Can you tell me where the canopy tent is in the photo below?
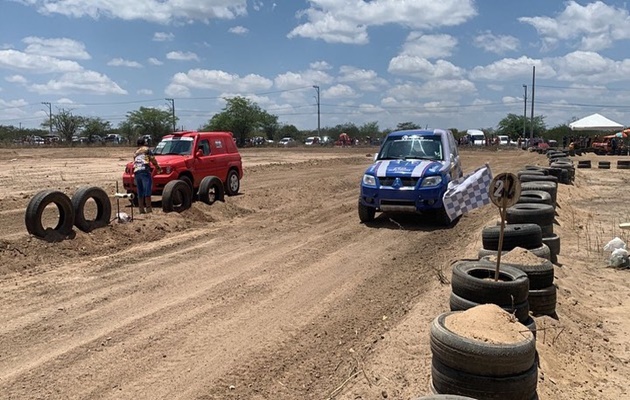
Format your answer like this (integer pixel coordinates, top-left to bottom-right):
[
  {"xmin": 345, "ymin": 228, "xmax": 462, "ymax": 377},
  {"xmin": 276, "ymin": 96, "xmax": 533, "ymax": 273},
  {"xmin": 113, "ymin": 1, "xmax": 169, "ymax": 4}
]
[{"xmin": 569, "ymin": 113, "xmax": 624, "ymax": 131}]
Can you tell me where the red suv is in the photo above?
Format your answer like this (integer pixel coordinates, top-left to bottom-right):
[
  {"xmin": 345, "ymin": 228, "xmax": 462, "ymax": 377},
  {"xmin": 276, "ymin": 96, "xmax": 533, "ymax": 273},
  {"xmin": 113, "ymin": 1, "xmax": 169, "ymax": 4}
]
[{"xmin": 123, "ymin": 131, "xmax": 243, "ymax": 198}]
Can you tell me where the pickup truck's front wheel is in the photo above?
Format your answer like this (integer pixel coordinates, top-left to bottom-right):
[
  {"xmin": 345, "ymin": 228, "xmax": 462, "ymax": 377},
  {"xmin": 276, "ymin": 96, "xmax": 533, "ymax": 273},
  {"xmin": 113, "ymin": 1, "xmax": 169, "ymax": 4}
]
[
  {"xmin": 226, "ymin": 170, "xmax": 240, "ymax": 196},
  {"xmin": 358, "ymin": 202, "xmax": 376, "ymax": 223}
]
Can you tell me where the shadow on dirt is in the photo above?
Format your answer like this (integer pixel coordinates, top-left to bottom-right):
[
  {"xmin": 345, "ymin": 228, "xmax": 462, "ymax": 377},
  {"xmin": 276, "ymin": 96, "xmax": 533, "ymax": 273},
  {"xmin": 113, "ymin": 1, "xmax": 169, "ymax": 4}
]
[{"xmin": 362, "ymin": 212, "xmax": 461, "ymax": 232}]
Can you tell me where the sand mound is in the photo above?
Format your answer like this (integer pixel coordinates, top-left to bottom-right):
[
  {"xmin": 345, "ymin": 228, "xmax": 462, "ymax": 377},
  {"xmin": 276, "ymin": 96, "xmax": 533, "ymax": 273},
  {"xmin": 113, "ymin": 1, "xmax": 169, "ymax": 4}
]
[{"xmin": 444, "ymin": 304, "xmax": 531, "ymax": 344}]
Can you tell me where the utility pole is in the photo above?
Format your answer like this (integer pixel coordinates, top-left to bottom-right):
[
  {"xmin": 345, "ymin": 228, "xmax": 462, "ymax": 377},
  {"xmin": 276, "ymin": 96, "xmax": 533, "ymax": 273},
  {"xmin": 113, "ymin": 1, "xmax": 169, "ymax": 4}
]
[
  {"xmin": 312, "ymin": 85, "xmax": 320, "ymax": 137},
  {"xmin": 165, "ymin": 98, "xmax": 176, "ymax": 132},
  {"xmin": 522, "ymin": 85, "xmax": 527, "ymax": 139},
  {"xmin": 41, "ymin": 101, "xmax": 52, "ymax": 135},
  {"xmin": 530, "ymin": 66, "xmax": 536, "ymax": 139}
]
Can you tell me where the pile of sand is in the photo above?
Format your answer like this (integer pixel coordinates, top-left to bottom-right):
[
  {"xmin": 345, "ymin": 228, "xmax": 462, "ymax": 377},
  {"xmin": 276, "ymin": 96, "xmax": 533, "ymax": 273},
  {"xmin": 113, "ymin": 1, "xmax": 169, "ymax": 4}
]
[
  {"xmin": 444, "ymin": 304, "xmax": 532, "ymax": 344},
  {"xmin": 488, "ymin": 247, "xmax": 543, "ymax": 266}
]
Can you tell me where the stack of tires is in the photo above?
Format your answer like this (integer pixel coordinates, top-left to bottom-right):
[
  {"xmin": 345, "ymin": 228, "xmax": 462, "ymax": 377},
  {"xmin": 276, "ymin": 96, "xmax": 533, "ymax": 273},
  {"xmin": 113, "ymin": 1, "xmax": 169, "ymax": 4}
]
[
  {"xmin": 429, "ymin": 309, "xmax": 538, "ymax": 399},
  {"xmin": 478, "ymin": 223, "xmax": 549, "ymax": 261},
  {"xmin": 577, "ymin": 160, "xmax": 591, "ymax": 169},
  {"xmin": 618, "ymin": 160, "xmax": 630, "ymax": 170},
  {"xmin": 449, "ymin": 260, "xmax": 535, "ymax": 332},
  {"xmin": 482, "ymin": 255, "xmax": 557, "ymax": 317},
  {"xmin": 599, "ymin": 160, "xmax": 611, "ymax": 170}
]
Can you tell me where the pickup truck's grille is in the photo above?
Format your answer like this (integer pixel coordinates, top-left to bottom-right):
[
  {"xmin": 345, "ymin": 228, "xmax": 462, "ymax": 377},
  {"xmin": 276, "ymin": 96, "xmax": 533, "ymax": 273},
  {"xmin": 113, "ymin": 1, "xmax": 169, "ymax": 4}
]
[{"xmin": 379, "ymin": 177, "xmax": 419, "ymax": 187}]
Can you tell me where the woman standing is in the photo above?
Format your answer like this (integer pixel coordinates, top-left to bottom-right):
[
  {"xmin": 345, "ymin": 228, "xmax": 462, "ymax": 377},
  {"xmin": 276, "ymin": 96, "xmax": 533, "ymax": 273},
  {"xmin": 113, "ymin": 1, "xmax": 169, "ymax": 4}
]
[{"xmin": 133, "ymin": 137, "xmax": 161, "ymax": 213}]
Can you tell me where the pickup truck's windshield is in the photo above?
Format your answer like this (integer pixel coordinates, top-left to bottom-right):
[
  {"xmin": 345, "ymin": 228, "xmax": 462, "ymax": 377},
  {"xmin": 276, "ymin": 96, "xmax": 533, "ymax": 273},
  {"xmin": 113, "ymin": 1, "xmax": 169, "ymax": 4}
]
[
  {"xmin": 154, "ymin": 137, "xmax": 194, "ymax": 155},
  {"xmin": 378, "ymin": 136, "xmax": 443, "ymax": 161}
]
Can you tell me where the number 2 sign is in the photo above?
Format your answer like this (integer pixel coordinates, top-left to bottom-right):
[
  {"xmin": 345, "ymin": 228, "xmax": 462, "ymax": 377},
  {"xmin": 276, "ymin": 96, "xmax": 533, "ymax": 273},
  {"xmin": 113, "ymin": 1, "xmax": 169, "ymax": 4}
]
[{"xmin": 489, "ymin": 172, "xmax": 521, "ymax": 209}]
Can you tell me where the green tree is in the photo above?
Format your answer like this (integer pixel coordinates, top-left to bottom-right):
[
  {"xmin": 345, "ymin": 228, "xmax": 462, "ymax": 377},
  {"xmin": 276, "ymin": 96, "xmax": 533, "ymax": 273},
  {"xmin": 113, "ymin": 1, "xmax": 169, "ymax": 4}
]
[
  {"xmin": 46, "ymin": 109, "xmax": 84, "ymax": 143},
  {"xmin": 396, "ymin": 122, "xmax": 421, "ymax": 131},
  {"xmin": 359, "ymin": 121, "xmax": 380, "ymax": 142},
  {"xmin": 126, "ymin": 106, "xmax": 174, "ymax": 144},
  {"xmin": 117, "ymin": 120, "xmax": 135, "ymax": 144},
  {"xmin": 545, "ymin": 124, "xmax": 573, "ymax": 143},
  {"xmin": 278, "ymin": 124, "xmax": 300, "ymax": 141},
  {"xmin": 259, "ymin": 111, "xmax": 279, "ymax": 141},
  {"xmin": 496, "ymin": 113, "xmax": 546, "ymax": 139},
  {"xmin": 83, "ymin": 117, "xmax": 112, "ymax": 143},
  {"xmin": 203, "ymin": 96, "xmax": 270, "ymax": 146}
]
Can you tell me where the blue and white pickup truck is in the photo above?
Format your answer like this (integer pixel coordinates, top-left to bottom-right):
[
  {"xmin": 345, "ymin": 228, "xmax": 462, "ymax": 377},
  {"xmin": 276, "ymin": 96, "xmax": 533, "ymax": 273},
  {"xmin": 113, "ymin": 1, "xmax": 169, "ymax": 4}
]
[{"xmin": 358, "ymin": 129, "xmax": 463, "ymax": 224}]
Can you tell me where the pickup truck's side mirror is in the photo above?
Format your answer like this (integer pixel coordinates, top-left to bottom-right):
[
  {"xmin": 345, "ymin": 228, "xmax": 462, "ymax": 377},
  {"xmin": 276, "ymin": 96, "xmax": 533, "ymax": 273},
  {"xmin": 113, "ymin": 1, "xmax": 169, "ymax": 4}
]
[{"xmin": 373, "ymin": 153, "xmax": 378, "ymax": 161}]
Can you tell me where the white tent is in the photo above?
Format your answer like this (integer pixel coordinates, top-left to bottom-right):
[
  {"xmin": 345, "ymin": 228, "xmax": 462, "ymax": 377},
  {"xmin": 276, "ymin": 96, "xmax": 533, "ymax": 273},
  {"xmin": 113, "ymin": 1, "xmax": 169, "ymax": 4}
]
[{"xmin": 569, "ymin": 113, "xmax": 624, "ymax": 131}]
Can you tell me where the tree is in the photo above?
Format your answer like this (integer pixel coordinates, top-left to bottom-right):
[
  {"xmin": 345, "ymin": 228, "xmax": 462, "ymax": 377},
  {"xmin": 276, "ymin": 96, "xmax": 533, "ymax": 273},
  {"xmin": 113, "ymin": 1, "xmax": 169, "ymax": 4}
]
[
  {"xmin": 396, "ymin": 122, "xmax": 421, "ymax": 131},
  {"xmin": 259, "ymin": 111, "xmax": 279, "ymax": 141},
  {"xmin": 46, "ymin": 109, "xmax": 84, "ymax": 143},
  {"xmin": 496, "ymin": 113, "xmax": 546, "ymax": 139},
  {"xmin": 359, "ymin": 121, "xmax": 380, "ymax": 142},
  {"xmin": 203, "ymin": 96, "xmax": 270, "ymax": 146},
  {"xmin": 125, "ymin": 107, "xmax": 174, "ymax": 144},
  {"xmin": 278, "ymin": 124, "xmax": 300, "ymax": 140},
  {"xmin": 117, "ymin": 120, "xmax": 135, "ymax": 144},
  {"xmin": 83, "ymin": 117, "xmax": 112, "ymax": 143}
]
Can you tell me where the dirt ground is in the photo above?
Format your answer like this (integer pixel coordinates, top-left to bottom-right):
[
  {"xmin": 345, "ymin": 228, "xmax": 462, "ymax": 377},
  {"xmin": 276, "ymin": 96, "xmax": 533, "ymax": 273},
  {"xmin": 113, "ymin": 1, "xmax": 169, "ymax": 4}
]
[{"xmin": 0, "ymin": 145, "xmax": 629, "ymax": 400}]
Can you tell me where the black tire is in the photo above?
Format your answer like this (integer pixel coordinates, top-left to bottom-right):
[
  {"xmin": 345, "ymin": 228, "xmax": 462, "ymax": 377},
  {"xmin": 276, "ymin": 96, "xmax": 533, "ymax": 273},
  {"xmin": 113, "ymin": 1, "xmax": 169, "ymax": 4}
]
[
  {"xmin": 524, "ymin": 165, "xmax": 547, "ymax": 173},
  {"xmin": 415, "ymin": 395, "xmax": 477, "ymax": 400},
  {"xmin": 517, "ymin": 170, "xmax": 545, "ymax": 178},
  {"xmin": 179, "ymin": 175, "xmax": 194, "ymax": 194},
  {"xmin": 618, "ymin": 160, "xmax": 630, "ymax": 166},
  {"xmin": 71, "ymin": 186, "xmax": 112, "ymax": 232},
  {"xmin": 481, "ymin": 223, "xmax": 542, "ymax": 251},
  {"xmin": 618, "ymin": 164, "xmax": 630, "ymax": 170},
  {"xmin": 523, "ymin": 316, "xmax": 537, "ymax": 338},
  {"xmin": 358, "ymin": 202, "xmax": 376, "ymax": 223},
  {"xmin": 519, "ymin": 174, "xmax": 558, "ymax": 184},
  {"xmin": 517, "ymin": 190, "xmax": 553, "ymax": 207},
  {"xmin": 198, "ymin": 176, "xmax": 224, "ymax": 205},
  {"xmin": 431, "ymin": 358, "xmax": 538, "ymax": 400},
  {"xmin": 451, "ymin": 261, "xmax": 529, "ymax": 305},
  {"xmin": 529, "ymin": 285, "xmax": 557, "ymax": 316},
  {"xmin": 480, "ymin": 255, "xmax": 554, "ymax": 290},
  {"xmin": 430, "ymin": 312, "xmax": 536, "ymax": 377},
  {"xmin": 449, "ymin": 292, "xmax": 530, "ymax": 323},
  {"xmin": 598, "ymin": 164, "xmax": 611, "ymax": 169},
  {"xmin": 162, "ymin": 179, "xmax": 192, "ymax": 213},
  {"xmin": 520, "ymin": 181, "xmax": 557, "ymax": 206},
  {"xmin": 25, "ymin": 189, "xmax": 74, "ymax": 240},
  {"xmin": 577, "ymin": 160, "xmax": 591, "ymax": 169},
  {"xmin": 542, "ymin": 233, "xmax": 560, "ymax": 257},
  {"xmin": 225, "ymin": 169, "xmax": 240, "ymax": 196},
  {"xmin": 506, "ymin": 203, "xmax": 555, "ymax": 226},
  {"xmin": 479, "ymin": 243, "xmax": 551, "ymax": 261}
]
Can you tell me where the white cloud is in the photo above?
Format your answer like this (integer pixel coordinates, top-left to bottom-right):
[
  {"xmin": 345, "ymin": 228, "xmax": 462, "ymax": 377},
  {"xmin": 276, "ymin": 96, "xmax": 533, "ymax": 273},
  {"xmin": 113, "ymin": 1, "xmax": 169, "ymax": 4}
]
[
  {"xmin": 473, "ymin": 31, "xmax": 519, "ymax": 54},
  {"xmin": 519, "ymin": 1, "xmax": 630, "ymax": 51},
  {"xmin": 487, "ymin": 84, "xmax": 504, "ymax": 91},
  {"xmin": 22, "ymin": 36, "xmax": 91, "ymax": 60},
  {"xmin": 337, "ymin": 66, "xmax": 387, "ymax": 91},
  {"xmin": 166, "ymin": 69, "xmax": 273, "ymax": 96},
  {"xmin": 164, "ymin": 83, "xmax": 191, "ymax": 97},
  {"xmin": 228, "ymin": 26, "xmax": 248, "ymax": 35},
  {"xmin": 153, "ymin": 32, "xmax": 174, "ymax": 41},
  {"xmin": 551, "ymin": 51, "xmax": 630, "ymax": 84},
  {"xmin": 24, "ymin": 0, "xmax": 248, "ymax": 24},
  {"xmin": 166, "ymin": 51, "xmax": 200, "ymax": 61},
  {"xmin": 107, "ymin": 58, "xmax": 143, "ymax": 68},
  {"xmin": 288, "ymin": 0, "xmax": 476, "ymax": 44},
  {"xmin": 310, "ymin": 61, "xmax": 332, "ymax": 70},
  {"xmin": 274, "ymin": 69, "xmax": 334, "ymax": 89},
  {"xmin": 388, "ymin": 57, "xmax": 464, "ymax": 80},
  {"xmin": 5, "ymin": 75, "xmax": 28, "ymax": 84},
  {"xmin": 148, "ymin": 57, "xmax": 164, "ymax": 66},
  {"xmin": 398, "ymin": 33, "xmax": 458, "ymax": 59},
  {"xmin": 137, "ymin": 89, "xmax": 154, "ymax": 95},
  {"xmin": 470, "ymin": 56, "xmax": 556, "ymax": 81},
  {"xmin": 323, "ymin": 84, "xmax": 358, "ymax": 99},
  {"xmin": 56, "ymin": 97, "xmax": 76, "ymax": 105},
  {"xmin": 0, "ymin": 49, "xmax": 83, "ymax": 73},
  {"xmin": 29, "ymin": 71, "xmax": 127, "ymax": 95}
]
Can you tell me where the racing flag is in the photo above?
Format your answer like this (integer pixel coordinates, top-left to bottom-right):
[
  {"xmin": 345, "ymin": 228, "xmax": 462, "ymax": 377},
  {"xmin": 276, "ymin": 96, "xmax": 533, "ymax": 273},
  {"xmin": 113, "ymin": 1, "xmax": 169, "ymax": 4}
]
[{"xmin": 442, "ymin": 164, "xmax": 493, "ymax": 221}]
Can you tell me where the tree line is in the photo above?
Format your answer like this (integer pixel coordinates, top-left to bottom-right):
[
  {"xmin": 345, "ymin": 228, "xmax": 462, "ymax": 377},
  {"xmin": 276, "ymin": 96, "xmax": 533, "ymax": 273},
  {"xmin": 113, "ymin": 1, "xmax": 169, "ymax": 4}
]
[{"xmin": 0, "ymin": 96, "xmax": 584, "ymax": 146}]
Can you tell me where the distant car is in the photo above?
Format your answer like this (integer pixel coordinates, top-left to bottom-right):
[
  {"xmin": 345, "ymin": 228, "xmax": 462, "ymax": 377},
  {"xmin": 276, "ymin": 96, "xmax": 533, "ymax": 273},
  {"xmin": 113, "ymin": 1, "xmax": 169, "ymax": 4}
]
[
  {"xmin": 467, "ymin": 129, "xmax": 486, "ymax": 146},
  {"xmin": 498, "ymin": 135, "xmax": 510, "ymax": 146},
  {"xmin": 278, "ymin": 137, "xmax": 294, "ymax": 146},
  {"xmin": 358, "ymin": 129, "xmax": 463, "ymax": 225},
  {"xmin": 304, "ymin": 136, "xmax": 321, "ymax": 145},
  {"xmin": 105, "ymin": 134, "xmax": 123, "ymax": 144}
]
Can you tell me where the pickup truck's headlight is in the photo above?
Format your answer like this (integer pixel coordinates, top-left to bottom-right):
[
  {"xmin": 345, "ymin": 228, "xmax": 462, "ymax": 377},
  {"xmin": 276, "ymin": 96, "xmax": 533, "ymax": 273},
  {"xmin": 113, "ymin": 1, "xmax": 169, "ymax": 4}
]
[
  {"xmin": 163, "ymin": 166, "xmax": 172, "ymax": 174},
  {"xmin": 421, "ymin": 175, "xmax": 442, "ymax": 187},
  {"xmin": 362, "ymin": 174, "xmax": 377, "ymax": 186}
]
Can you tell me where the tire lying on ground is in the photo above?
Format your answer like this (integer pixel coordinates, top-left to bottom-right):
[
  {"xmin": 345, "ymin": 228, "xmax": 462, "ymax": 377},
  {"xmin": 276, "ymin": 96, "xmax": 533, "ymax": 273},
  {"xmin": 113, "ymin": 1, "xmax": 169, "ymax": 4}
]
[
  {"xmin": 542, "ymin": 233, "xmax": 561, "ymax": 264},
  {"xmin": 599, "ymin": 161, "xmax": 611, "ymax": 169},
  {"xmin": 518, "ymin": 174, "xmax": 558, "ymax": 184},
  {"xmin": 481, "ymin": 223, "xmax": 542, "ymax": 251},
  {"xmin": 162, "ymin": 179, "xmax": 193, "ymax": 213},
  {"xmin": 25, "ymin": 189, "xmax": 75, "ymax": 241},
  {"xmin": 449, "ymin": 292, "xmax": 530, "ymax": 323},
  {"xmin": 506, "ymin": 203, "xmax": 555, "ymax": 227},
  {"xmin": 414, "ymin": 395, "xmax": 478, "ymax": 400},
  {"xmin": 617, "ymin": 160, "xmax": 630, "ymax": 169},
  {"xmin": 517, "ymin": 170, "xmax": 545, "ymax": 178},
  {"xmin": 198, "ymin": 175, "xmax": 225, "ymax": 205},
  {"xmin": 71, "ymin": 186, "xmax": 112, "ymax": 232},
  {"xmin": 479, "ymin": 243, "xmax": 551, "ymax": 261},
  {"xmin": 481, "ymin": 254, "xmax": 554, "ymax": 290},
  {"xmin": 577, "ymin": 160, "xmax": 592, "ymax": 169},
  {"xmin": 521, "ymin": 181, "xmax": 558, "ymax": 207},
  {"xmin": 528, "ymin": 285, "xmax": 557, "ymax": 316}
]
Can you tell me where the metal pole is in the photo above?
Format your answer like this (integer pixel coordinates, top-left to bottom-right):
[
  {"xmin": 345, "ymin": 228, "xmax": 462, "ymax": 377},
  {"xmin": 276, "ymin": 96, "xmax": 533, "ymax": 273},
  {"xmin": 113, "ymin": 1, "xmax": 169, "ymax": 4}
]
[
  {"xmin": 530, "ymin": 66, "xmax": 535, "ymax": 139},
  {"xmin": 312, "ymin": 85, "xmax": 320, "ymax": 137},
  {"xmin": 165, "ymin": 98, "xmax": 175, "ymax": 132},
  {"xmin": 41, "ymin": 102, "xmax": 52, "ymax": 135},
  {"xmin": 522, "ymin": 85, "xmax": 527, "ymax": 139}
]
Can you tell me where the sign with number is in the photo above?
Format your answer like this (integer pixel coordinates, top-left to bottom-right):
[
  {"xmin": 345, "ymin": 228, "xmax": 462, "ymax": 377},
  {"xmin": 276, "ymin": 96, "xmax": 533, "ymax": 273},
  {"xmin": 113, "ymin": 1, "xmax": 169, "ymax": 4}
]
[{"xmin": 489, "ymin": 173, "xmax": 521, "ymax": 208}]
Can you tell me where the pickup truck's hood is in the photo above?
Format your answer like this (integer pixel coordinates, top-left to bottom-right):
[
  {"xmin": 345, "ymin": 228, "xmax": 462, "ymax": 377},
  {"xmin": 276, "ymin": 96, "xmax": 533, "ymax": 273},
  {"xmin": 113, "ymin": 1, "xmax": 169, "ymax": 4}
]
[{"xmin": 366, "ymin": 159, "xmax": 446, "ymax": 177}]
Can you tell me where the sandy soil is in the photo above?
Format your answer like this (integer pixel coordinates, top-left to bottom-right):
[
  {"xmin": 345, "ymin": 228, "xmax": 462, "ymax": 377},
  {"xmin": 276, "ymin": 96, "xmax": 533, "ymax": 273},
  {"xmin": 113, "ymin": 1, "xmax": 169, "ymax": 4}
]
[{"xmin": 0, "ymin": 146, "xmax": 629, "ymax": 400}]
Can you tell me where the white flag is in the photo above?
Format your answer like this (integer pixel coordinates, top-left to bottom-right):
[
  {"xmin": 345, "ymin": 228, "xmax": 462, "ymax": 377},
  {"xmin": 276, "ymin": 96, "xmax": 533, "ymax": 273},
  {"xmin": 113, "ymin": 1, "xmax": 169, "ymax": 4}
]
[{"xmin": 442, "ymin": 164, "xmax": 493, "ymax": 221}]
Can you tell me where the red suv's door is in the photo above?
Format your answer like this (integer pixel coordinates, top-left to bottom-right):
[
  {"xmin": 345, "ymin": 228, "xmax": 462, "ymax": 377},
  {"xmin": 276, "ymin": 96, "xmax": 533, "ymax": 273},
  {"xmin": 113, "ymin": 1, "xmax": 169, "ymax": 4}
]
[{"xmin": 208, "ymin": 136, "xmax": 229, "ymax": 180}]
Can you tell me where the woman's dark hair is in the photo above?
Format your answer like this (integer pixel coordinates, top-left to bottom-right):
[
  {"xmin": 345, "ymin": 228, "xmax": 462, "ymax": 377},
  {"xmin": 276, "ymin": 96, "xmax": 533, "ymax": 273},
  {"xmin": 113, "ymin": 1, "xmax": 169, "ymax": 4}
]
[{"xmin": 137, "ymin": 137, "xmax": 146, "ymax": 146}]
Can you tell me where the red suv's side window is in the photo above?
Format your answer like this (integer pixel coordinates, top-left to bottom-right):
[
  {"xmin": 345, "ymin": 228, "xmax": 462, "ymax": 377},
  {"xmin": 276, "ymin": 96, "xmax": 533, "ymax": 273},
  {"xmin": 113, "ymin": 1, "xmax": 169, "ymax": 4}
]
[{"xmin": 198, "ymin": 139, "xmax": 210, "ymax": 156}]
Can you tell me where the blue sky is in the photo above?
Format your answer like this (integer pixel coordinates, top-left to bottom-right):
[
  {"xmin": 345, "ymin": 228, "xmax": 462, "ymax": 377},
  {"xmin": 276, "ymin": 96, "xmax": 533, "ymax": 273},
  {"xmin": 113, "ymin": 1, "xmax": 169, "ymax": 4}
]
[{"xmin": 1, "ymin": 0, "xmax": 630, "ymax": 132}]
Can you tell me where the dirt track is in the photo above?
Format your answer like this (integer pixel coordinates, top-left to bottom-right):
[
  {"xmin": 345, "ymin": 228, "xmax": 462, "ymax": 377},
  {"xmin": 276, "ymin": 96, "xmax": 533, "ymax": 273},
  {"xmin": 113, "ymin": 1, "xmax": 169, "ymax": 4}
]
[{"xmin": 1, "ymin": 146, "xmax": 629, "ymax": 399}]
